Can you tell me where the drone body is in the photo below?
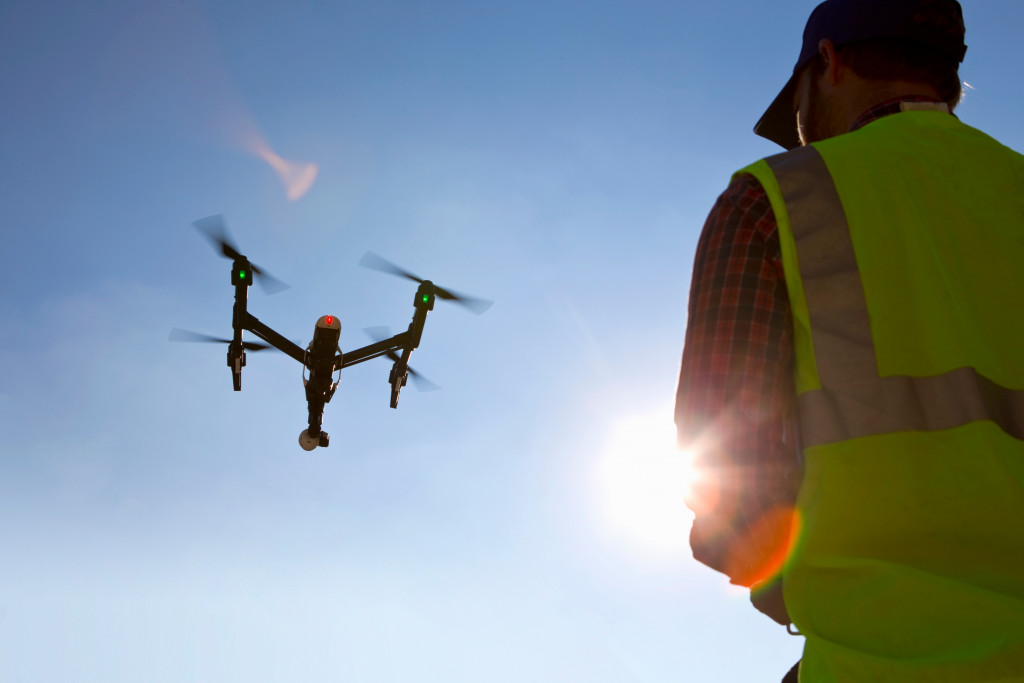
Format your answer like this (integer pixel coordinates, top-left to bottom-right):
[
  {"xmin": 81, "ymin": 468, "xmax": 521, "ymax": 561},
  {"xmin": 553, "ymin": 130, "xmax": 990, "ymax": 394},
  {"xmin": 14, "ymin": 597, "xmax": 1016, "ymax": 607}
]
[{"xmin": 172, "ymin": 215, "xmax": 491, "ymax": 451}]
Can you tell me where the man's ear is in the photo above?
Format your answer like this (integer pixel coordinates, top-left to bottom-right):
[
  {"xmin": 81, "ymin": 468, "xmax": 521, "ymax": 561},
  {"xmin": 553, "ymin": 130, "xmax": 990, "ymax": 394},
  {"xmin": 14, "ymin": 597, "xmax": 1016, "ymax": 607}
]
[{"xmin": 818, "ymin": 38, "xmax": 843, "ymax": 85}]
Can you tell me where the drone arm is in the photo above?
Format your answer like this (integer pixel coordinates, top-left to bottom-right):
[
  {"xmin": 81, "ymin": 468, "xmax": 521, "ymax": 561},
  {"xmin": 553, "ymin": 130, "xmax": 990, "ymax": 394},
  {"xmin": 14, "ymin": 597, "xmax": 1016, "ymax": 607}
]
[
  {"xmin": 341, "ymin": 331, "xmax": 411, "ymax": 368},
  {"xmin": 409, "ymin": 303, "xmax": 428, "ymax": 349},
  {"xmin": 386, "ymin": 298, "xmax": 432, "ymax": 407},
  {"xmin": 337, "ymin": 285, "xmax": 434, "ymax": 408},
  {"xmin": 244, "ymin": 313, "xmax": 306, "ymax": 364}
]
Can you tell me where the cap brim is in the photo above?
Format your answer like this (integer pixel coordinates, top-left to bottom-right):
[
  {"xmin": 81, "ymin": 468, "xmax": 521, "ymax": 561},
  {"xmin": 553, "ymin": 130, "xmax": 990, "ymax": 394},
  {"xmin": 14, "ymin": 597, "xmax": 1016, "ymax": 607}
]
[{"xmin": 754, "ymin": 73, "xmax": 801, "ymax": 150}]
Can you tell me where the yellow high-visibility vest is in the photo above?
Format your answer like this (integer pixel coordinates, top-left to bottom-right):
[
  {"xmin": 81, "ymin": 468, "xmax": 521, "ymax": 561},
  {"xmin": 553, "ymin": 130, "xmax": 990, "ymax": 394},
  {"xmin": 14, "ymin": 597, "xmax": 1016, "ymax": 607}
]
[{"xmin": 739, "ymin": 109, "xmax": 1024, "ymax": 682}]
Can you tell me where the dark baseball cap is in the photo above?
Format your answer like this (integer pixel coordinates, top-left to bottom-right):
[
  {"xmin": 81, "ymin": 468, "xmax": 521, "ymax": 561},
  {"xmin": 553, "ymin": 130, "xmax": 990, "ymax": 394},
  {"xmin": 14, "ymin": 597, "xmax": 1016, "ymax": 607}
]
[{"xmin": 754, "ymin": 0, "xmax": 967, "ymax": 149}]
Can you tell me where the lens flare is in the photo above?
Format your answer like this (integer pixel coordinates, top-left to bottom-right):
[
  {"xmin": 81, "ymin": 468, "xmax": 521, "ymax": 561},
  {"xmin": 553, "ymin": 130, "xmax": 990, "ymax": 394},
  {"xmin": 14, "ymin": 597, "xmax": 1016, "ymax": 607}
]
[
  {"xmin": 723, "ymin": 506, "xmax": 803, "ymax": 589},
  {"xmin": 252, "ymin": 141, "xmax": 319, "ymax": 201},
  {"xmin": 116, "ymin": 3, "xmax": 320, "ymax": 202}
]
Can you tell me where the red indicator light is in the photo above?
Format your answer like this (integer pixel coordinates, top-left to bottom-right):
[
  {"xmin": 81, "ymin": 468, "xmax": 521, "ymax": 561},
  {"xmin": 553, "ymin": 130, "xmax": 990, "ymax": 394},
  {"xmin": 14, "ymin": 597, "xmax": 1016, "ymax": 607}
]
[{"xmin": 325, "ymin": 316, "xmax": 333, "ymax": 326}]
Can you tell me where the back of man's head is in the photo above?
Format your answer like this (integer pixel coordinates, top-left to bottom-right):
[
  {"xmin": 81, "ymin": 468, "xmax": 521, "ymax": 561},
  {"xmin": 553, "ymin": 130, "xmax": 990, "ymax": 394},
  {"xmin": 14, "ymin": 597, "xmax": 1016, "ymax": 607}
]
[
  {"xmin": 756, "ymin": 0, "xmax": 967, "ymax": 149},
  {"xmin": 815, "ymin": 1, "xmax": 965, "ymax": 106}
]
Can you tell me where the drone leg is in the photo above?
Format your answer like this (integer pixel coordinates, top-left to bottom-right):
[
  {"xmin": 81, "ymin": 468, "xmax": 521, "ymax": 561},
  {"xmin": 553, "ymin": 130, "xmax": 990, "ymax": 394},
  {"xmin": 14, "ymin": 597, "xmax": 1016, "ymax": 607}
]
[
  {"xmin": 388, "ymin": 361, "xmax": 409, "ymax": 409},
  {"xmin": 229, "ymin": 347, "xmax": 245, "ymax": 391}
]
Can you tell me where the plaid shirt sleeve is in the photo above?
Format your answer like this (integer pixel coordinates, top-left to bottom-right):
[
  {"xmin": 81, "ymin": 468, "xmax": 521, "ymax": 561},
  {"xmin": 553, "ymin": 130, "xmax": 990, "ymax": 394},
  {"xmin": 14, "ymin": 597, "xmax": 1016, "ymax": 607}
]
[{"xmin": 675, "ymin": 173, "xmax": 803, "ymax": 587}]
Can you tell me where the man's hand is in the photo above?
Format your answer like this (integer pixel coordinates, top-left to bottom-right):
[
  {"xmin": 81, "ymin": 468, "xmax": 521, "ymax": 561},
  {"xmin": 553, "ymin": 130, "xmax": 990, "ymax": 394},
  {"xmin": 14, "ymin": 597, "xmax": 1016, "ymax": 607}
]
[{"xmin": 751, "ymin": 577, "xmax": 790, "ymax": 626}]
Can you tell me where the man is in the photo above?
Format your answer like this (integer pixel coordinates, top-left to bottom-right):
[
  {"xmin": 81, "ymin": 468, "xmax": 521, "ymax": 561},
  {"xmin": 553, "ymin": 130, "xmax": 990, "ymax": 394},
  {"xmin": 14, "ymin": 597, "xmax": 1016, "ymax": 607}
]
[{"xmin": 675, "ymin": 0, "xmax": 1024, "ymax": 680}]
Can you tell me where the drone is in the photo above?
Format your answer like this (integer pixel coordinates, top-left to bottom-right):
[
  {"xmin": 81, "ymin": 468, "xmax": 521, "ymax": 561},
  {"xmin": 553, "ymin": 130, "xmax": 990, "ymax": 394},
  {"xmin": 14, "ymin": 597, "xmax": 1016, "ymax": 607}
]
[{"xmin": 171, "ymin": 215, "xmax": 492, "ymax": 451}]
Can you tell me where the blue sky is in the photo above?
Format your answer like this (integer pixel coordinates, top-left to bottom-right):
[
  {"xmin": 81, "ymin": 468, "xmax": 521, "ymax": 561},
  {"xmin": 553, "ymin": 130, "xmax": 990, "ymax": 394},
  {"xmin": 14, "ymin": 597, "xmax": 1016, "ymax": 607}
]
[{"xmin": 2, "ymin": 1, "xmax": 1022, "ymax": 681}]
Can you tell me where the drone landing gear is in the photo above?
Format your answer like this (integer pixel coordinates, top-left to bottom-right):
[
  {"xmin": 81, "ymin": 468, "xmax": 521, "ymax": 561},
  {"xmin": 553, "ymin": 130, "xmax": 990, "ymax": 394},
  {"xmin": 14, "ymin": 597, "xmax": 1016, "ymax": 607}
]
[
  {"xmin": 299, "ymin": 428, "xmax": 330, "ymax": 451},
  {"xmin": 389, "ymin": 361, "xmax": 409, "ymax": 409},
  {"xmin": 229, "ymin": 347, "xmax": 246, "ymax": 391}
]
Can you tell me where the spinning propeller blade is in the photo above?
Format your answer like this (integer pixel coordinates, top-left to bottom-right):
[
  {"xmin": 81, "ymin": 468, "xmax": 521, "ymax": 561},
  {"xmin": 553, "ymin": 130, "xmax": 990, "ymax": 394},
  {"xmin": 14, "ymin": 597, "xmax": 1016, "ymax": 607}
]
[
  {"xmin": 192, "ymin": 215, "xmax": 289, "ymax": 294},
  {"xmin": 363, "ymin": 326, "xmax": 440, "ymax": 392},
  {"xmin": 169, "ymin": 328, "xmax": 273, "ymax": 352},
  {"xmin": 359, "ymin": 252, "xmax": 493, "ymax": 315}
]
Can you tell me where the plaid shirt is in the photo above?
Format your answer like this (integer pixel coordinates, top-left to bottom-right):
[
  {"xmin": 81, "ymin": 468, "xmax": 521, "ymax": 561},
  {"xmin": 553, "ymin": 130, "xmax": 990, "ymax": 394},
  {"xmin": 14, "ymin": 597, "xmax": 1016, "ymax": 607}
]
[{"xmin": 676, "ymin": 97, "xmax": 949, "ymax": 586}]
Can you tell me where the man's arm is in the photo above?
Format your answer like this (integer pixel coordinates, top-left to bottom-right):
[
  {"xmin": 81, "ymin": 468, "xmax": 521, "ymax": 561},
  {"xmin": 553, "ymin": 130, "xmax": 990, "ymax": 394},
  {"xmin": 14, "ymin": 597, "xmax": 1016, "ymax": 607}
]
[{"xmin": 675, "ymin": 173, "xmax": 802, "ymax": 588}]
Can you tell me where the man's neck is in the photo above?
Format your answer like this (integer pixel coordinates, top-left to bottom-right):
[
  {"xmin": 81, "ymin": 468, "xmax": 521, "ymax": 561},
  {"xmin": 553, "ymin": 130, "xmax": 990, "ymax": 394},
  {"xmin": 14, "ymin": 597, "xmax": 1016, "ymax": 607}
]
[
  {"xmin": 838, "ymin": 78, "xmax": 947, "ymax": 133},
  {"xmin": 849, "ymin": 95, "xmax": 949, "ymax": 133}
]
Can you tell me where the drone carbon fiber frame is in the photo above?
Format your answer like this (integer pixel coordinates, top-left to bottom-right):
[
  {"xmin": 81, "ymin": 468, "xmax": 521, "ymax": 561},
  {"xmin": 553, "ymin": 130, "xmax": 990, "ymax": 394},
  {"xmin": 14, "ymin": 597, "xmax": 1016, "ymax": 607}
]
[
  {"xmin": 180, "ymin": 215, "xmax": 489, "ymax": 450},
  {"xmin": 230, "ymin": 267, "xmax": 436, "ymax": 448}
]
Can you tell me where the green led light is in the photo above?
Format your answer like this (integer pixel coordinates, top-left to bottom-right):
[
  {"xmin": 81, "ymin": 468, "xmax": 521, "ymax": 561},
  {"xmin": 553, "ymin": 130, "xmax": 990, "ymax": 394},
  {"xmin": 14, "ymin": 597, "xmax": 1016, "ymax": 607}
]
[
  {"xmin": 240, "ymin": 271, "xmax": 247, "ymax": 280},
  {"xmin": 422, "ymin": 294, "xmax": 429, "ymax": 303}
]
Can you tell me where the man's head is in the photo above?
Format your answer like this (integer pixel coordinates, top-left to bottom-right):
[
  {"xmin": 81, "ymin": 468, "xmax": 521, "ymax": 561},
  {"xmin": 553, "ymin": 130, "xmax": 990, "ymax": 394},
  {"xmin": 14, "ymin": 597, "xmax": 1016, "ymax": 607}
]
[{"xmin": 756, "ymin": 0, "xmax": 967, "ymax": 149}]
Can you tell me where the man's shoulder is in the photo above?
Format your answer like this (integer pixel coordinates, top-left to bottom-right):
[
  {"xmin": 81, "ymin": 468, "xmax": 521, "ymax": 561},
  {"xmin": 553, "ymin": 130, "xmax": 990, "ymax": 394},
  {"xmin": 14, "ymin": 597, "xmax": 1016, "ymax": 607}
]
[
  {"xmin": 704, "ymin": 171, "xmax": 777, "ymax": 240},
  {"xmin": 719, "ymin": 171, "xmax": 769, "ymax": 209}
]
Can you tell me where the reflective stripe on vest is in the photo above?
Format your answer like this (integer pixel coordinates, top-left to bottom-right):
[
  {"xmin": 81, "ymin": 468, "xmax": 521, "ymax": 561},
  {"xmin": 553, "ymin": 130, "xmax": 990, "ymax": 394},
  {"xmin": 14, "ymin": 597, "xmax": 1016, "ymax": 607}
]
[{"xmin": 764, "ymin": 145, "xmax": 1024, "ymax": 448}]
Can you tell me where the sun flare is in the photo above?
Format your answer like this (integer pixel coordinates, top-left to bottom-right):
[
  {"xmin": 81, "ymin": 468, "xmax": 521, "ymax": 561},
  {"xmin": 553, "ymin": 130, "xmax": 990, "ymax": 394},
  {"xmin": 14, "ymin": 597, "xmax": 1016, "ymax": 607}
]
[{"xmin": 593, "ymin": 413, "xmax": 696, "ymax": 558}]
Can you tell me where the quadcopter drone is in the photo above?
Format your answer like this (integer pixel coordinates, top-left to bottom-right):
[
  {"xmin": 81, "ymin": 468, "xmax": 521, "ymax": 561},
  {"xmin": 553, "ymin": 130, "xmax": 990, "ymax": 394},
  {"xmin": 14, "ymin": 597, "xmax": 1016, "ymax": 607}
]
[{"xmin": 171, "ymin": 215, "xmax": 491, "ymax": 451}]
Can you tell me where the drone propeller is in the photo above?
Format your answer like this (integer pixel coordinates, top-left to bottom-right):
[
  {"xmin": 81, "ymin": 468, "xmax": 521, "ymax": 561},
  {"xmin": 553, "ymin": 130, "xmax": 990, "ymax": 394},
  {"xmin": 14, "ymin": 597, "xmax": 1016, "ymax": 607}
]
[
  {"xmin": 169, "ymin": 327, "xmax": 273, "ymax": 352},
  {"xmin": 364, "ymin": 326, "xmax": 440, "ymax": 392},
  {"xmin": 359, "ymin": 252, "xmax": 492, "ymax": 315},
  {"xmin": 193, "ymin": 215, "xmax": 289, "ymax": 294}
]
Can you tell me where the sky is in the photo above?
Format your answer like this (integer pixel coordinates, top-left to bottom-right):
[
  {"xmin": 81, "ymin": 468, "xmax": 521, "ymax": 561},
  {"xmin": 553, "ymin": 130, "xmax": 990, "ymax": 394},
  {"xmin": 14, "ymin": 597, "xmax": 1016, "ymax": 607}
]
[{"xmin": 1, "ymin": 1, "xmax": 1022, "ymax": 681}]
